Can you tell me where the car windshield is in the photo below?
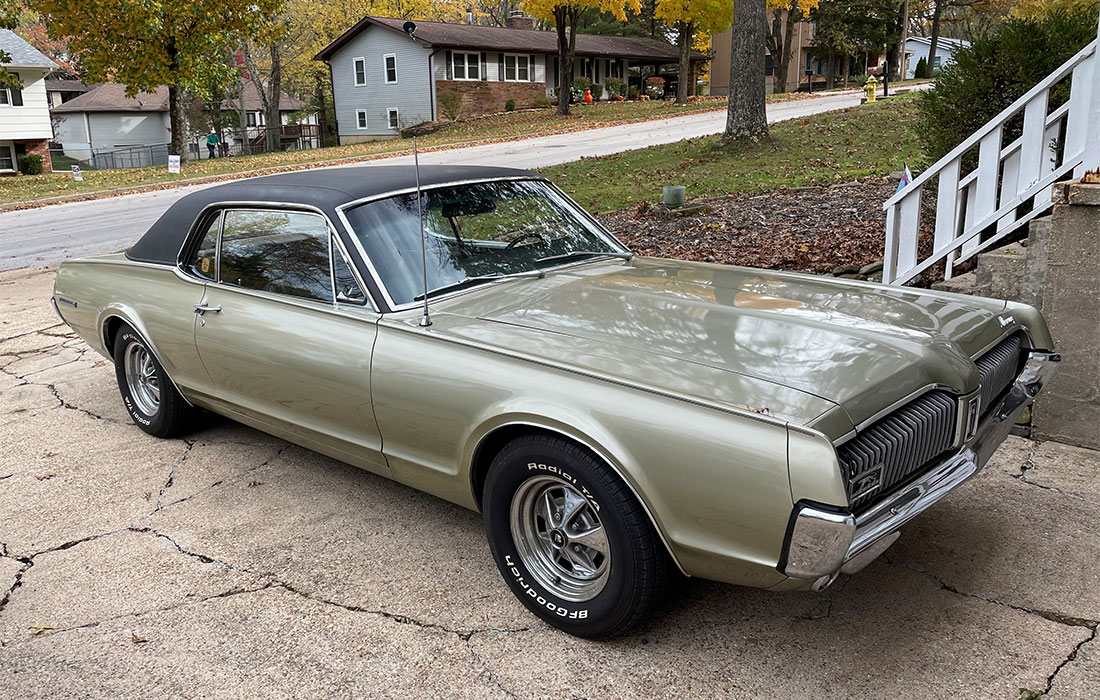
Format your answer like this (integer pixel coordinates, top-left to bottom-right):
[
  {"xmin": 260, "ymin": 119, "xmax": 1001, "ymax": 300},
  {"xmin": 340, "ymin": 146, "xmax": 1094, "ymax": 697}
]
[{"xmin": 342, "ymin": 179, "xmax": 627, "ymax": 306}]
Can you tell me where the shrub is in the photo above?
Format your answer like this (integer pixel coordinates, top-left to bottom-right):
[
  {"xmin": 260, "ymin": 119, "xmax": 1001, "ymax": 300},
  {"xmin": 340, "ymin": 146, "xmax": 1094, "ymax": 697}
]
[
  {"xmin": 439, "ymin": 91, "xmax": 463, "ymax": 121},
  {"xmin": 916, "ymin": 8, "xmax": 1097, "ymax": 164},
  {"xmin": 604, "ymin": 77, "xmax": 624, "ymax": 98},
  {"xmin": 645, "ymin": 76, "xmax": 665, "ymax": 99},
  {"xmin": 627, "ymin": 85, "xmax": 639, "ymax": 100},
  {"xmin": 851, "ymin": 73, "xmax": 867, "ymax": 87},
  {"xmin": 590, "ymin": 83, "xmax": 603, "ymax": 100},
  {"xmin": 572, "ymin": 76, "xmax": 591, "ymax": 93},
  {"xmin": 913, "ymin": 56, "xmax": 928, "ymax": 80},
  {"xmin": 505, "ymin": 99, "xmax": 515, "ymax": 111},
  {"xmin": 17, "ymin": 154, "xmax": 43, "ymax": 175},
  {"xmin": 533, "ymin": 95, "xmax": 550, "ymax": 109}
]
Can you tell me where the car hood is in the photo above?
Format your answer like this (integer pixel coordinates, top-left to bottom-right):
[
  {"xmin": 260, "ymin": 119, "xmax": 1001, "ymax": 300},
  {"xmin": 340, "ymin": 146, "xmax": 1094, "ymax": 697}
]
[{"xmin": 435, "ymin": 257, "xmax": 1016, "ymax": 433}]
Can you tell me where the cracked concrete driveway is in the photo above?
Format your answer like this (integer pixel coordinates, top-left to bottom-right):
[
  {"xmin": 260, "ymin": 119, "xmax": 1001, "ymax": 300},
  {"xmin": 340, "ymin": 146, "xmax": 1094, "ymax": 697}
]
[{"xmin": 2, "ymin": 265, "xmax": 1099, "ymax": 699}]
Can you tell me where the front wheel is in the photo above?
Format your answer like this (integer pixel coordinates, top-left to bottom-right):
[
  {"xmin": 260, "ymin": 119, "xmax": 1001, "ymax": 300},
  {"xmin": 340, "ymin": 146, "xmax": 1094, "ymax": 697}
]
[
  {"xmin": 113, "ymin": 324, "xmax": 200, "ymax": 438},
  {"xmin": 482, "ymin": 435, "xmax": 673, "ymax": 638}
]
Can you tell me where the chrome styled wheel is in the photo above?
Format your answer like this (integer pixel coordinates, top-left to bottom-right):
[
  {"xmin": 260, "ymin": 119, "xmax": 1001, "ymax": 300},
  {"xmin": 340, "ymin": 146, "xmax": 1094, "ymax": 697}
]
[
  {"xmin": 509, "ymin": 476, "xmax": 610, "ymax": 602},
  {"xmin": 123, "ymin": 342, "xmax": 160, "ymax": 416}
]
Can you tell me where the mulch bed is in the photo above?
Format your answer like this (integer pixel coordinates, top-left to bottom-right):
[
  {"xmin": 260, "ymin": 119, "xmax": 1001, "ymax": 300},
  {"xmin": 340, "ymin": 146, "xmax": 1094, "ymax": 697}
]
[{"xmin": 601, "ymin": 177, "xmax": 942, "ymax": 282}]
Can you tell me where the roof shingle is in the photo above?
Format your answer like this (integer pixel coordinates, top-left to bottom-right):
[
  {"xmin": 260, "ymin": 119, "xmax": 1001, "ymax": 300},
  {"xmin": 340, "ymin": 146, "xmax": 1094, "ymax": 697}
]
[{"xmin": 0, "ymin": 28, "xmax": 57, "ymax": 69}]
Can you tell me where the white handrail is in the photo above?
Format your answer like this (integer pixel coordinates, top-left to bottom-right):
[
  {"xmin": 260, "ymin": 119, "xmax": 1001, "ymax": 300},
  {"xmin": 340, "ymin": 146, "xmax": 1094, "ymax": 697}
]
[{"xmin": 883, "ymin": 23, "xmax": 1100, "ymax": 286}]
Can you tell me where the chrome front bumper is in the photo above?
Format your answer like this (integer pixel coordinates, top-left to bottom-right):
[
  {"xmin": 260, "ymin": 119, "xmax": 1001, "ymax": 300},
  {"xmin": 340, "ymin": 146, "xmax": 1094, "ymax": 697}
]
[{"xmin": 781, "ymin": 350, "xmax": 1061, "ymax": 588}]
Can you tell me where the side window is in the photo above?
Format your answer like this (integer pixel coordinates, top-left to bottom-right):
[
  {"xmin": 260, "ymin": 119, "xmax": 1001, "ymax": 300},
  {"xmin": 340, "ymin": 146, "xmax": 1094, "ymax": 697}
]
[
  {"xmin": 219, "ymin": 210, "xmax": 333, "ymax": 303},
  {"xmin": 333, "ymin": 244, "xmax": 367, "ymax": 305},
  {"xmin": 188, "ymin": 214, "xmax": 222, "ymax": 280}
]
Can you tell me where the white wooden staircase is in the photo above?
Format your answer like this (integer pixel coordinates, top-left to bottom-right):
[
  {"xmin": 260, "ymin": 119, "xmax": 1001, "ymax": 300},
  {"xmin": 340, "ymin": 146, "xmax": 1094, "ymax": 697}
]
[{"xmin": 882, "ymin": 21, "xmax": 1100, "ymax": 286}]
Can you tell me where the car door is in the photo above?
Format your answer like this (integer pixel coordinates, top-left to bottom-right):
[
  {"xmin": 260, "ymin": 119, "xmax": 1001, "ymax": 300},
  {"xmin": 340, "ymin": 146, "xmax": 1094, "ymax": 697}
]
[{"xmin": 192, "ymin": 207, "xmax": 388, "ymax": 475}]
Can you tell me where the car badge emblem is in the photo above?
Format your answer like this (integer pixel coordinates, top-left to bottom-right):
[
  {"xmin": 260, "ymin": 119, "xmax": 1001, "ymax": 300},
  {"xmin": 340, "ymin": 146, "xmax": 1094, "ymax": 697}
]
[
  {"xmin": 851, "ymin": 465, "xmax": 884, "ymax": 501},
  {"xmin": 998, "ymin": 314, "xmax": 1014, "ymax": 328}
]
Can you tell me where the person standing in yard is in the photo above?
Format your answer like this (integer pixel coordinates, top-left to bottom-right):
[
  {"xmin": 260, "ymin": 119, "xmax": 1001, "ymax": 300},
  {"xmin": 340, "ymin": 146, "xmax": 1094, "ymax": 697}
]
[{"xmin": 207, "ymin": 130, "xmax": 220, "ymax": 159}]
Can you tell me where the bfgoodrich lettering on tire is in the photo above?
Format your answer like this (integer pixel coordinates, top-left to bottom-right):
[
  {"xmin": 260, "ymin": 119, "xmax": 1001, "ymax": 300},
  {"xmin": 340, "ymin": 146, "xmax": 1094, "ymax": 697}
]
[
  {"xmin": 482, "ymin": 434, "xmax": 673, "ymax": 638},
  {"xmin": 112, "ymin": 324, "xmax": 200, "ymax": 439}
]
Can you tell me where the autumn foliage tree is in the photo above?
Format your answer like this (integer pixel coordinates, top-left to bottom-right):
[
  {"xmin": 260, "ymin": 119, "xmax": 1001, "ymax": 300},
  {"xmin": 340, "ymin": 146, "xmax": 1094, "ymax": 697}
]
[
  {"xmin": 655, "ymin": 0, "xmax": 733, "ymax": 103},
  {"xmin": 34, "ymin": 0, "xmax": 281, "ymax": 164},
  {"xmin": 524, "ymin": 0, "xmax": 642, "ymax": 115}
]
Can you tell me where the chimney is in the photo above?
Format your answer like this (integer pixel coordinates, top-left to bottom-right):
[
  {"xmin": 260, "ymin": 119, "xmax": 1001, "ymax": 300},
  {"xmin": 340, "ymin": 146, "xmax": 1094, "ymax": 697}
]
[
  {"xmin": 466, "ymin": 6, "xmax": 474, "ymax": 24},
  {"xmin": 506, "ymin": 11, "xmax": 535, "ymax": 30}
]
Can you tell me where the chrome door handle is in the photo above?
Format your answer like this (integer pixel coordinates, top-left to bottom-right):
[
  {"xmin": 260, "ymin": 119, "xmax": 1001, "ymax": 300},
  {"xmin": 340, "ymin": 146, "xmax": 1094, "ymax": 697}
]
[{"xmin": 194, "ymin": 304, "xmax": 221, "ymax": 315}]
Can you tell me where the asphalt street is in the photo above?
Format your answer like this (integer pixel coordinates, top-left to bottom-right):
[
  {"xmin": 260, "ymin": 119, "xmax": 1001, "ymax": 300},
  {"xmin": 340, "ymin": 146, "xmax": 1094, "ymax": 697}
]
[{"xmin": 0, "ymin": 92, "xmax": 863, "ymax": 271}]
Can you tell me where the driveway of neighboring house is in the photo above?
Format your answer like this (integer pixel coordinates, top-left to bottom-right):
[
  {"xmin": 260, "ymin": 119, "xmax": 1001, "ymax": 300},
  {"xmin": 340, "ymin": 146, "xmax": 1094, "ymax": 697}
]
[
  {"xmin": 0, "ymin": 92, "xmax": 863, "ymax": 272},
  {"xmin": 2, "ymin": 265, "xmax": 1099, "ymax": 698}
]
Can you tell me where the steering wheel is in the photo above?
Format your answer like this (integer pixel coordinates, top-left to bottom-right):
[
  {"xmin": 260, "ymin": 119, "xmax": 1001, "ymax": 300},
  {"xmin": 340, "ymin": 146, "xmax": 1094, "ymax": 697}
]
[{"xmin": 505, "ymin": 231, "xmax": 550, "ymax": 249}]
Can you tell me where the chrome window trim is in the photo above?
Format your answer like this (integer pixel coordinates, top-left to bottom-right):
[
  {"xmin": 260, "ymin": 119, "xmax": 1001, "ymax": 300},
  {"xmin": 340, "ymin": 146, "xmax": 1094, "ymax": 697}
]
[
  {"xmin": 334, "ymin": 177, "xmax": 631, "ymax": 313},
  {"xmin": 174, "ymin": 200, "xmax": 380, "ymax": 313}
]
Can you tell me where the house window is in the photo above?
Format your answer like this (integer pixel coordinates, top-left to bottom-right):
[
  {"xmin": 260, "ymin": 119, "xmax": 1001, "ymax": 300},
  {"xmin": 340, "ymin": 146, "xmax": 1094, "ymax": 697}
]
[
  {"xmin": 384, "ymin": 54, "xmax": 397, "ymax": 83},
  {"xmin": 452, "ymin": 52, "xmax": 480, "ymax": 80},
  {"xmin": 353, "ymin": 57, "xmax": 367, "ymax": 86},
  {"xmin": 387, "ymin": 108, "xmax": 399, "ymax": 130},
  {"xmin": 246, "ymin": 112, "xmax": 257, "ymax": 127},
  {"xmin": 356, "ymin": 110, "xmax": 368, "ymax": 129},
  {"xmin": 504, "ymin": 54, "xmax": 530, "ymax": 82},
  {"xmin": 765, "ymin": 54, "xmax": 774, "ymax": 77},
  {"xmin": 0, "ymin": 144, "xmax": 14, "ymax": 171},
  {"xmin": 609, "ymin": 60, "xmax": 621, "ymax": 80},
  {"xmin": 933, "ymin": 55, "xmax": 942, "ymax": 69},
  {"xmin": 0, "ymin": 71, "xmax": 22, "ymax": 106}
]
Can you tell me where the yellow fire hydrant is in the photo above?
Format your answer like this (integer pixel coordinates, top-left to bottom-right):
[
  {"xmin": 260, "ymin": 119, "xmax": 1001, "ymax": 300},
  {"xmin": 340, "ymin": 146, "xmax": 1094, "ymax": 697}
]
[{"xmin": 865, "ymin": 75, "xmax": 878, "ymax": 103}]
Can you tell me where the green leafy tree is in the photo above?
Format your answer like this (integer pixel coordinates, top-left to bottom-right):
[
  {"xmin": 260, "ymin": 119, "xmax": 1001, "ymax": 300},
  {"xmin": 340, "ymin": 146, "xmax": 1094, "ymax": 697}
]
[{"xmin": 34, "ymin": 0, "xmax": 282, "ymax": 164}]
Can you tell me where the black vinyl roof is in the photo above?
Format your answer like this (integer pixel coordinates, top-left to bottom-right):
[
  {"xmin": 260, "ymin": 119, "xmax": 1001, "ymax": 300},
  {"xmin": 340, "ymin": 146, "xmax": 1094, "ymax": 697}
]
[{"xmin": 126, "ymin": 165, "xmax": 540, "ymax": 265}]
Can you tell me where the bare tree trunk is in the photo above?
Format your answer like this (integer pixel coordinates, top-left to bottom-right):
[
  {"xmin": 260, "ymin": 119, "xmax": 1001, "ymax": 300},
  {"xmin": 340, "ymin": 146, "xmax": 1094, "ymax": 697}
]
[
  {"xmin": 265, "ymin": 42, "xmax": 282, "ymax": 152},
  {"xmin": 926, "ymin": 0, "xmax": 942, "ymax": 78},
  {"xmin": 315, "ymin": 73, "xmax": 333, "ymax": 147},
  {"xmin": 676, "ymin": 20, "xmax": 693, "ymax": 104},
  {"xmin": 766, "ymin": 2, "xmax": 799, "ymax": 95},
  {"xmin": 167, "ymin": 85, "xmax": 189, "ymax": 165},
  {"xmin": 896, "ymin": 0, "xmax": 910, "ymax": 79},
  {"xmin": 722, "ymin": 0, "xmax": 769, "ymax": 146},
  {"xmin": 825, "ymin": 48, "xmax": 835, "ymax": 89},
  {"xmin": 555, "ymin": 6, "xmax": 578, "ymax": 116}
]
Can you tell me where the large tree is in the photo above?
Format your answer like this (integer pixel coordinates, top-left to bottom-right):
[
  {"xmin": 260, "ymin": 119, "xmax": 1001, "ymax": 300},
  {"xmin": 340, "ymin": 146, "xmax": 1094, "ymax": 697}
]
[
  {"xmin": 526, "ymin": 0, "xmax": 642, "ymax": 115},
  {"xmin": 1, "ymin": 0, "xmax": 21, "ymax": 90},
  {"xmin": 34, "ymin": 0, "xmax": 281, "ymax": 163},
  {"xmin": 722, "ymin": 0, "xmax": 769, "ymax": 145},
  {"xmin": 655, "ymin": 0, "xmax": 733, "ymax": 103}
]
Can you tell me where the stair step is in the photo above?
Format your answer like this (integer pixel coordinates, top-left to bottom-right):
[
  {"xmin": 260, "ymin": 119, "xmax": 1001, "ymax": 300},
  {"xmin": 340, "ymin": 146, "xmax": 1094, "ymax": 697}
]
[
  {"xmin": 932, "ymin": 271, "xmax": 990, "ymax": 297},
  {"xmin": 976, "ymin": 242, "xmax": 1028, "ymax": 301}
]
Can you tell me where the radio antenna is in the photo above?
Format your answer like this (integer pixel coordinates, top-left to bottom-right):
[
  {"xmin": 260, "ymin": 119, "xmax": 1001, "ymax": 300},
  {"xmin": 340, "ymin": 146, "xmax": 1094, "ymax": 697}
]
[{"xmin": 414, "ymin": 138, "xmax": 432, "ymax": 328}]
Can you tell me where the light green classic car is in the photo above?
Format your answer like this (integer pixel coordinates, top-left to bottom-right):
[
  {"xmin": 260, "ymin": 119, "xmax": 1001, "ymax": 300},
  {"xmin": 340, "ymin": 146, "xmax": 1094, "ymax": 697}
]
[{"xmin": 52, "ymin": 166, "xmax": 1059, "ymax": 638}]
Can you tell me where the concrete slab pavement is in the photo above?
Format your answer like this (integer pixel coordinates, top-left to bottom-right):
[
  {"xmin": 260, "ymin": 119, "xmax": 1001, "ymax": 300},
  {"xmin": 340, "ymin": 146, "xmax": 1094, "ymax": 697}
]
[{"xmin": 1, "ymin": 266, "xmax": 1098, "ymax": 698}]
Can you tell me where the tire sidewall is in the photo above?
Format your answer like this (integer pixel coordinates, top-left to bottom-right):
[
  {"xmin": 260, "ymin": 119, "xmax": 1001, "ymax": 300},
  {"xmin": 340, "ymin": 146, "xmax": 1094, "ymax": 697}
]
[
  {"xmin": 114, "ymin": 328, "xmax": 167, "ymax": 434},
  {"xmin": 483, "ymin": 441, "xmax": 639, "ymax": 636}
]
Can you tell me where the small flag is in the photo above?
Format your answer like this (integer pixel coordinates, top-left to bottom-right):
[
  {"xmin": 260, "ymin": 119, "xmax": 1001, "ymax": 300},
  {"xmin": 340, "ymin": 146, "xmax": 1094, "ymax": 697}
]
[{"xmin": 895, "ymin": 163, "xmax": 913, "ymax": 194}]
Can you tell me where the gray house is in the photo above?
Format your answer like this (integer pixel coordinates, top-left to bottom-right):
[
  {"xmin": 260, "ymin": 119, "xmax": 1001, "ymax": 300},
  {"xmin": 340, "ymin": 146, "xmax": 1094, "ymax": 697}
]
[
  {"xmin": 316, "ymin": 15, "xmax": 700, "ymax": 143},
  {"xmin": 904, "ymin": 36, "xmax": 969, "ymax": 78}
]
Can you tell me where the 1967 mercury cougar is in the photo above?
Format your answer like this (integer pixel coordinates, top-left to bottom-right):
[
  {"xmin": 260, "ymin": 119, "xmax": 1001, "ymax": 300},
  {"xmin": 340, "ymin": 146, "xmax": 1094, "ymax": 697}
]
[{"xmin": 52, "ymin": 165, "xmax": 1059, "ymax": 638}]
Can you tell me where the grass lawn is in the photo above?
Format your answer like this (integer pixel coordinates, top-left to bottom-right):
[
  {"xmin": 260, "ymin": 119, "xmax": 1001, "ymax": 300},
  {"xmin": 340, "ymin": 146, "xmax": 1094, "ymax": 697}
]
[
  {"xmin": 544, "ymin": 93, "xmax": 923, "ymax": 213},
  {"xmin": 0, "ymin": 95, "xmax": 801, "ymax": 208}
]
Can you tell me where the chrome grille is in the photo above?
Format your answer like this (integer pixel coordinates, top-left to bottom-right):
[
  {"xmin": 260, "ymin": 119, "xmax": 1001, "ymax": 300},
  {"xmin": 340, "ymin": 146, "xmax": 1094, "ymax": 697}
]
[
  {"xmin": 975, "ymin": 334, "xmax": 1023, "ymax": 418},
  {"xmin": 838, "ymin": 391, "xmax": 958, "ymax": 510}
]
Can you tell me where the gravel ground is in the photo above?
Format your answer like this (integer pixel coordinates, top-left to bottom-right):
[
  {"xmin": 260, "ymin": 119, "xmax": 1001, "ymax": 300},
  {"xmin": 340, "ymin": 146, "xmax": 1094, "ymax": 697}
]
[{"xmin": 3, "ymin": 266, "xmax": 1099, "ymax": 699}]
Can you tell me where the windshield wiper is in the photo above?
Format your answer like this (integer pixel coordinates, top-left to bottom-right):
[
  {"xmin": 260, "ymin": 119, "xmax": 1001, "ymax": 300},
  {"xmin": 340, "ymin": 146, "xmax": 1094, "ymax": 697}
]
[
  {"xmin": 413, "ymin": 269, "xmax": 545, "ymax": 301},
  {"xmin": 535, "ymin": 250, "xmax": 634, "ymax": 265}
]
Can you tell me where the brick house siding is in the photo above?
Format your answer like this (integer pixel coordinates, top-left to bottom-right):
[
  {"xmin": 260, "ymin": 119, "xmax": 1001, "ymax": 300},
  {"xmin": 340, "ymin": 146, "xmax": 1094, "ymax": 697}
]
[
  {"xmin": 435, "ymin": 80, "xmax": 545, "ymax": 119},
  {"xmin": 23, "ymin": 139, "xmax": 52, "ymax": 173}
]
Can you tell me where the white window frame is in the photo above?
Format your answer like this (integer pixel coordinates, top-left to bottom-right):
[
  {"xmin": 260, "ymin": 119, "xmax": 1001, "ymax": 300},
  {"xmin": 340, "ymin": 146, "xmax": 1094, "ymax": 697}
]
[
  {"xmin": 0, "ymin": 143, "xmax": 15, "ymax": 172},
  {"xmin": 503, "ymin": 54, "xmax": 530, "ymax": 82},
  {"xmin": 356, "ymin": 110, "xmax": 368, "ymax": 130},
  {"xmin": 353, "ymin": 57, "xmax": 367, "ymax": 86},
  {"xmin": 387, "ymin": 108, "xmax": 399, "ymax": 130},
  {"xmin": 384, "ymin": 53, "xmax": 398, "ymax": 84},
  {"xmin": 451, "ymin": 52, "xmax": 480, "ymax": 81}
]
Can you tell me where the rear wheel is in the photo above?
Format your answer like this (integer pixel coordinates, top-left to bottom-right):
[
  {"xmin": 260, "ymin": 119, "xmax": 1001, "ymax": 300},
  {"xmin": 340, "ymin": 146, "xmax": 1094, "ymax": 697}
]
[
  {"xmin": 482, "ymin": 434, "xmax": 673, "ymax": 638},
  {"xmin": 112, "ymin": 324, "xmax": 199, "ymax": 438}
]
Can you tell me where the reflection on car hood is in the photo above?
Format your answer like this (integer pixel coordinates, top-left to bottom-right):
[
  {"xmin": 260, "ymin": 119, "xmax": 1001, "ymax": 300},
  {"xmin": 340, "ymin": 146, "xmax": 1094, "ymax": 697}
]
[{"xmin": 436, "ymin": 257, "xmax": 1016, "ymax": 432}]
